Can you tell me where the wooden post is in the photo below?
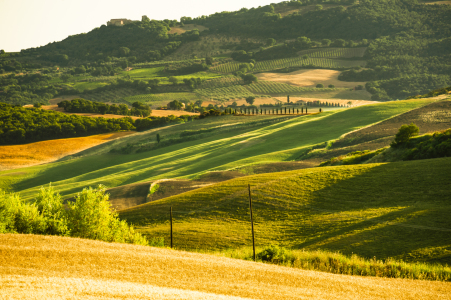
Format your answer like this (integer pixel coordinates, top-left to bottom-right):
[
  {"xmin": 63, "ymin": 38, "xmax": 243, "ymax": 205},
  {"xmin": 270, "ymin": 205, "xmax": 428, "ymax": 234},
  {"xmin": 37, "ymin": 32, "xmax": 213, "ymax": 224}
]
[
  {"xmin": 170, "ymin": 206, "xmax": 173, "ymax": 249},
  {"xmin": 248, "ymin": 184, "xmax": 256, "ymax": 262}
]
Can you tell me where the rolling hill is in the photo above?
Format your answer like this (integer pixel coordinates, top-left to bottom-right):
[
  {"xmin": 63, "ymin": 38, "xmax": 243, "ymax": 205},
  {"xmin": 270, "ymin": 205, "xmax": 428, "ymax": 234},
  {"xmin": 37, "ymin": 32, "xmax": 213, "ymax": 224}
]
[{"xmin": 0, "ymin": 99, "xmax": 435, "ymax": 200}]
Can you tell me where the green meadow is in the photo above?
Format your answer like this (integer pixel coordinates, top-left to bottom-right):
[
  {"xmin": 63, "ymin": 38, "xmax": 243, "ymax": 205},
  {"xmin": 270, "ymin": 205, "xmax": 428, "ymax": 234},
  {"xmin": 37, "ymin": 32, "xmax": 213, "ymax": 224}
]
[
  {"xmin": 120, "ymin": 157, "xmax": 451, "ymax": 265},
  {"xmin": 0, "ymin": 99, "xmax": 435, "ymax": 201}
]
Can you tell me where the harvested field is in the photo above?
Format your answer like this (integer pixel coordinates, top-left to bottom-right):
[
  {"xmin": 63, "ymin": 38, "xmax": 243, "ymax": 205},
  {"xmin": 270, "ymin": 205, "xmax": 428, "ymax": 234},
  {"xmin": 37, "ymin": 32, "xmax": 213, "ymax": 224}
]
[
  {"xmin": 0, "ymin": 132, "xmax": 134, "ymax": 171},
  {"xmin": 275, "ymin": 97, "xmax": 376, "ymax": 107},
  {"xmin": 256, "ymin": 69, "xmax": 366, "ymax": 88},
  {"xmin": 1, "ymin": 234, "xmax": 450, "ymax": 300},
  {"xmin": 332, "ymin": 99, "xmax": 451, "ymax": 149}
]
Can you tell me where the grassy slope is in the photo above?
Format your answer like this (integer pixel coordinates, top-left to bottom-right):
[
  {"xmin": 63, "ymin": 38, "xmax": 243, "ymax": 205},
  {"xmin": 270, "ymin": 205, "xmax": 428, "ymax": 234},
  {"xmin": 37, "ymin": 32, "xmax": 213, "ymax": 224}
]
[
  {"xmin": 0, "ymin": 99, "xmax": 434, "ymax": 201},
  {"xmin": 2, "ymin": 235, "xmax": 449, "ymax": 300},
  {"xmin": 120, "ymin": 157, "xmax": 451, "ymax": 265}
]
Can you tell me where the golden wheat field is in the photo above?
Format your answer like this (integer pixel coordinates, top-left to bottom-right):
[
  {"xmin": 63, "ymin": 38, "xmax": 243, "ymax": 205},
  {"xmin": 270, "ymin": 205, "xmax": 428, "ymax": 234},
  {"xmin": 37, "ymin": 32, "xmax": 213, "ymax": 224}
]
[
  {"xmin": 0, "ymin": 131, "xmax": 134, "ymax": 171},
  {"xmin": 0, "ymin": 234, "xmax": 450, "ymax": 300},
  {"xmin": 256, "ymin": 69, "xmax": 365, "ymax": 88}
]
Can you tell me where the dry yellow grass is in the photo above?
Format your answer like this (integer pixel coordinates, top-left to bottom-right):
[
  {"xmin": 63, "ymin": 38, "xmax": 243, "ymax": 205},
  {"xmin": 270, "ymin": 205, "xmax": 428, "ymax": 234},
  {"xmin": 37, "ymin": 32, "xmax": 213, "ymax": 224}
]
[
  {"xmin": 0, "ymin": 132, "xmax": 134, "ymax": 171},
  {"xmin": 256, "ymin": 69, "xmax": 366, "ymax": 88},
  {"xmin": 0, "ymin": 234, "xmax": 450, "ymax": 300}
]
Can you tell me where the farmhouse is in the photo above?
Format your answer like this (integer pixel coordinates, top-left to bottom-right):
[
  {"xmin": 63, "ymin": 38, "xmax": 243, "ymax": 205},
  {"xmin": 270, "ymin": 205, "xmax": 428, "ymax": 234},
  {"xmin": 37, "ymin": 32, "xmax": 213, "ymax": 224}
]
[{"xmin": 107, "ymin": 19, "xmax": 134, "ymax": 26}]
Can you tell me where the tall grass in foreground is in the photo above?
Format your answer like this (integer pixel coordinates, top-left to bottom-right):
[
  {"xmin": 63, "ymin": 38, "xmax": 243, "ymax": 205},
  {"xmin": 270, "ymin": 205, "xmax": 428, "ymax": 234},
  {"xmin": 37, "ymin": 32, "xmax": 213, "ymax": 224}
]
[{"xmin": 210, "ymin": 245, "xmax": 451, "ymax": 281}]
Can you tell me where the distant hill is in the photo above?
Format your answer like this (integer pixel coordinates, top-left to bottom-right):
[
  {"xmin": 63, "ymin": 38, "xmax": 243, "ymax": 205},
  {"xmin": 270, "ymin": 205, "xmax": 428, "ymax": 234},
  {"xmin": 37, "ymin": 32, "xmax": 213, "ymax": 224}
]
[{"xmin": 1, "ymin": 0, "xmax": 450, "ymax": 105}]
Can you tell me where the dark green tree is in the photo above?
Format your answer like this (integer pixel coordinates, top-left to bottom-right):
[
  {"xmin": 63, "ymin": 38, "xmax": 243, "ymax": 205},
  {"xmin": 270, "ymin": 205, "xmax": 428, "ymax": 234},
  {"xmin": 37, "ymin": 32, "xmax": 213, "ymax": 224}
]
[
  {"xmin": 391, "ymin": 123, "xmax": 420, "ymax": 147},
  {"xmin": 245, "ymin": 96, "xmax": 255, "ymax": 105}
]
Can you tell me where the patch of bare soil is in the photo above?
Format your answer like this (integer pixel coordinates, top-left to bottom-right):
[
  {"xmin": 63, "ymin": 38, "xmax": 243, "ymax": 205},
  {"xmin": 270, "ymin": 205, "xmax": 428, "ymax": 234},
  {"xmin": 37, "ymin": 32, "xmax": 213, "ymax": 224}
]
[
  {"xmin": 256, "ymin": 69, "xmax": 366, "ymax": 88},
  {"xmin": 107, "ymin": 182, "xmax": 151, "ymax": 211}
]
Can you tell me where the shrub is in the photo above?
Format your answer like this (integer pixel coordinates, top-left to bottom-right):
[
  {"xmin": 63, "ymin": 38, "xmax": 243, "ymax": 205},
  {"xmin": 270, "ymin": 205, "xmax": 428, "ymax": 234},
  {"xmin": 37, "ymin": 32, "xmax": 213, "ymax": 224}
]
[
  {"xmin": 328, "ymin": 84, "xmax": 335, "ymax": 88},
  {"xmin": 257, "ymin": 245, "xmax": 292, "ymax": 263},
  {"xmin": 316, "ymin": 84, "xmax": 324, "ymax": 88},
  {"xmin": 0, "ymin": 185, "xmax": 148, "ymax": 246},
  {"xmin": 391, "ymin": 123, "xmax": 420, "ymax": 147}
]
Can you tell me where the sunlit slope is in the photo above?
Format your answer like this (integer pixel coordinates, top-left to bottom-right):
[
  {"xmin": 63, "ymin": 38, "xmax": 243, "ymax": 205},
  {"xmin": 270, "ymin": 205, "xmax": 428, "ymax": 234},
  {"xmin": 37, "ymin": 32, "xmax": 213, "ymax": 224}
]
[
  {"xmin": 121, "ymin": 157, "xmax": 451, "ymax": 265},
  {"xmin": 1, "ymin": 235, "xmax": 450, "ymax": 300},
  {"xmin": 2, "ymin": 99, "xmax": 434, "ymax": 200}
]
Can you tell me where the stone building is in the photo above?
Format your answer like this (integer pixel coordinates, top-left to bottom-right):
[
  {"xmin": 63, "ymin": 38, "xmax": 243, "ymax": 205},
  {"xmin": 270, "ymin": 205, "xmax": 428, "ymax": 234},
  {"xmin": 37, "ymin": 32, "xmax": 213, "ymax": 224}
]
[{"xmin": 107, "ymin": 19, "xmax": 134, "ymax": 26}]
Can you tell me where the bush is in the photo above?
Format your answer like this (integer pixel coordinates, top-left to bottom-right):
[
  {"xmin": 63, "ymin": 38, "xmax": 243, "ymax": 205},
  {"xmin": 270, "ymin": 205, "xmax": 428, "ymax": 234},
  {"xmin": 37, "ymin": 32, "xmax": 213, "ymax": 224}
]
[
  {"xmin": 328, "ymin": 84, "xmax": 335, "ymax": 88},
  {"xmin": 391, "ymin": 123, "xmax": 419, "ymax": 147},
  {"xmin": 316, "ymin": 84, "xmax": 324, "ymax": 88},
  {"xmin": 257, "ymin": 245, "xmax": 292, "ymax": 263},
  {"xmin": 0, "ymin": 185, "xmax": 148, "ymax": 245}
]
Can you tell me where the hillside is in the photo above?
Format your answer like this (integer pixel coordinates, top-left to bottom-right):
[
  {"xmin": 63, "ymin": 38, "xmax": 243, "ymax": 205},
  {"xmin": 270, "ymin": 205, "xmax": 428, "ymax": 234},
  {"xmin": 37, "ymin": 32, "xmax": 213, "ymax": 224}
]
[
  {"xmin": 0, "ymin": 99, "xmax": 434, "ymax": 200},
  {"xmin": 1, "ymin": 234, "xmax": 450, "ymax": 300},
  {"xmin": 1, "ymin": 0, "xmax": 450, "ymax": 107},
  {"xmin": 119, "ymin": 157, "xmax": 451, "ymax": 264}
]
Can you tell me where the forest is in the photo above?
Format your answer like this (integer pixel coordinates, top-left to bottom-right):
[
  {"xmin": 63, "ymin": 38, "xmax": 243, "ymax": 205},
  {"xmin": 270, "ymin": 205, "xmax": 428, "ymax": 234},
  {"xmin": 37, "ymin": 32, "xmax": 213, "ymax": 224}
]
[{"xmin": 0, "ymin": 0, "xmax": 450, "ymax": 105}]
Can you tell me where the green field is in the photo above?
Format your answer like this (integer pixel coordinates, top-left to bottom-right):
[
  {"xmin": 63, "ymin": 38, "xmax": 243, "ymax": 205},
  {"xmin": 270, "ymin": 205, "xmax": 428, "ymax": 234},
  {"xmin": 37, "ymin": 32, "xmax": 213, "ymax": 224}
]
[
  {"xmin": 123, "ymin": 67, "xmax": 164, "ymax": 79},
  {"xmin": 0, "ymin": 99, "xmax": 434, "ymax": 201},
  {"xmin": 120, "ymin": 157, "xmax": 451, "ymax": 264}
]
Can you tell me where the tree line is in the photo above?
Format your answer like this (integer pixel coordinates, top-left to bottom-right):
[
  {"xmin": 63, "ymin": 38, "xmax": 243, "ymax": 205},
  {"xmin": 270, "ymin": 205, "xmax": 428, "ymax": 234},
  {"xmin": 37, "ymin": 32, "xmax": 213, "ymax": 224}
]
[
  {"xmin": 0, "ymin": 103, "xmax": 136, "ymax": 145},
  {"xmin": 58, "ymin": 99, "xmax": 152, "ymax": 117}
]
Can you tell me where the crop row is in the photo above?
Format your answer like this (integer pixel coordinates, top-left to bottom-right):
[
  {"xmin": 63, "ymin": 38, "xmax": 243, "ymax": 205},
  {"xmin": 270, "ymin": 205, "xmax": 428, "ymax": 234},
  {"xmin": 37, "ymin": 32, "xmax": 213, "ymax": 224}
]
[
  {"xmin": 298, "ymin": 47, "xmax": 367, "ymax": 58},
  {"xmin": 199, "ymin": 76, "xmax": 244, "ymax": 89},
  {"xmin": 246, "ymin": 82, "xmax": 335, "ymax": 95},
  {"xmin": 196, "ymin": 85, "xmax": 257, "ymax": 101},
  {"xmin": 254, "ymin": 58, "xmax": 366, "ymax": 72}
]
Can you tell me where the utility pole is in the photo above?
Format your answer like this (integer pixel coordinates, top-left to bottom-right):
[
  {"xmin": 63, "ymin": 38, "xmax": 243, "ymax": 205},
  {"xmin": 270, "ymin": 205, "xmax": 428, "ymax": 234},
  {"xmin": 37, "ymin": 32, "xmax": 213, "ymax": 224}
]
[
  {"xmin": 170, "ymin": 206, "xmax": 173, "ymax": 249},
  {"xmin": 248, "ymin": 184, "xmax": 256, "ymax": 261}
]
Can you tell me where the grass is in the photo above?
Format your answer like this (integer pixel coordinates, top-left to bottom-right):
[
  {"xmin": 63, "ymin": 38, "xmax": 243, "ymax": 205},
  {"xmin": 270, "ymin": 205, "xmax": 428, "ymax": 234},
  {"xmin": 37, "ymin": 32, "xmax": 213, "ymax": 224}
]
[
  {"xmin": 120, "ymin": 157, "xmax": 451, "ymax": 265},
  {"xmin": 2, "ymin": 234, "xmax": 450, "ymax": 299},
  {"xmin": 214, "ymin": 246, "xmax": 451, "ymax": 281},
  {"xmin": 73, "ymin": 81, "xmax": 109, "ymax": 92},
  {"xmin": 123, "ymin": 67, "xmax": 164, "ymax": 79},
  {"xmin": 1, "ymin": 99, "xmax": 435, "ymax": 201}
]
